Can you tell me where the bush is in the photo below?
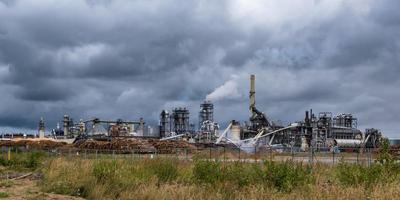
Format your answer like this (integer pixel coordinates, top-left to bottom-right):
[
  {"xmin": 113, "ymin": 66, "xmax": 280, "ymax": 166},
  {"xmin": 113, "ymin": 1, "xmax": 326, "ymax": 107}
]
[
  {"xmin": 0, "ymin": 192, "xmax": 9, "ymax": 198},
  {"xmin": 24, "ymin": 151, "xmax": 44, "ymax": 169},
  {"xmin": 263, "ymin": 161, "xmax": 312, "ymax": 192},
  {"xmin": 0, "ymin": 157, "xmax": 8, "ymax": 166},
  {"xmin": 336, "ymin": 163, "xmax": 384, "ymax": 187},
  {"xmin": 0, "ymin": 151, "xmax": 44, "ymax": 170},
  {"xmin": 193, "ymin": 160, "xmax": 222, "ymax": 184},
  {"xmin": 377, "ymin": 138, "xmax": 396, "ymax": 166},
  {"xmin": 92, "ymin": 160, "xmax": 117, "ymax": 182},
  {"xmin": 224, "ymin": 162, "xmax": 263, "ymax": 187},
  {"xmin": 147, "ymin": 159, "xmax": 178, "ymax": 183}
]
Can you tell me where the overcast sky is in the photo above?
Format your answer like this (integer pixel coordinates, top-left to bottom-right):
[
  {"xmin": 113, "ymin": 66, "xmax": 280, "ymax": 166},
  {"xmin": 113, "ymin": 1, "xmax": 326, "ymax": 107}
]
[{"xmin": 0, "ymin": 0, "xmax": 399, "ymax": 137}]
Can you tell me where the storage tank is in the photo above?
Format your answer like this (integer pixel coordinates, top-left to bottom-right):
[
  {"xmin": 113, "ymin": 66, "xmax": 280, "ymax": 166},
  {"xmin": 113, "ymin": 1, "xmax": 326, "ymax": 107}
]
[
  {"xmin": 334, "ymin": 139, "xmax": 362, "ymax": 148},
  {"xmin": 230, "ymin": 124, "xmax": 241, "ymax": 142}
]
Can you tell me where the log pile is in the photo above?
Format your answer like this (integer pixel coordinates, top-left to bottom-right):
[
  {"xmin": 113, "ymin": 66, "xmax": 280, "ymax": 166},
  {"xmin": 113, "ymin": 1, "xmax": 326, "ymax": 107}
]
[
  {"xmin": 74, "ymin": 139, "xmax": 155, "ymax": 153},
  {"xmin": 389, "ymin": 144, "xmax": 400, "ymax": 157},
  {"xmin": 0, "ymin": 138, "xmax": 197, "ymax": 154},
  {"xmin": 149, "ymin": 139, "xmax": 196, "ymax": 154},
  {"xmin": 73, "ymin": 139, "xmax": 196, "ymax": 154},
  {"xmin": 0, "ymin": 140, "xmax": 67, "ymax": 149}
]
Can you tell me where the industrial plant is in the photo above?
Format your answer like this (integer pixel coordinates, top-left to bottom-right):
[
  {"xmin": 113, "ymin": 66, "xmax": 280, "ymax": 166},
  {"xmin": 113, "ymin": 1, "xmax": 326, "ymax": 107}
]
[{"xmin": 0, "ymin": 74, "xmax": 385, "ymax": 153}]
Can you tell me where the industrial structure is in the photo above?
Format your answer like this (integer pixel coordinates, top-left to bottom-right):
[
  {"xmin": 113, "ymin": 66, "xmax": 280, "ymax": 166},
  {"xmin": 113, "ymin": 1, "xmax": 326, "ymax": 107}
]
[
  {"xmin": 159, "ymin": 110, "xmax": 170, "ymax": 138},
  {"xmin": 38, "ymin": 117, "xmax": 45, "ymax": 138},
  {"xmin": 158, "ymin": 107, "xmax": 195, "ymax": 140},
  {"xmin": 196, "ymin": 101, "xmax": 219, "ymax": 143},
  {"xmin": 216, "ymin": 74, "xmax": 383, "ymax": 152},
  {"xmin": 1, "ymin": 73, "xmax": 385, "ymax": 152},
  {"xmin": 171, "ymin": 107, "xmax": 191, "ymax": 135}
]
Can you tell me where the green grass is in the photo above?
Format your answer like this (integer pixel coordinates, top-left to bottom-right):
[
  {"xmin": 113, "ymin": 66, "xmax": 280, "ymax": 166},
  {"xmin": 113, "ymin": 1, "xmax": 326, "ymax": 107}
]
[
  {"xmin": 1, "ymin": 142, "xmax": 399, "ymax": 200},
  {"xmin": 0, "ymin": 179, "xmax": 13, "ymax": 188},
  {"xmin": 0, "ymin": 151, "xmax": 45, "ymax": 171},
  {"xmin": 37, "ymin": 156, "xmax": 400, "ymax": 199},
  {"xmin": 0, "ymin": 192, "xmax": 9, "ymax": 198}
]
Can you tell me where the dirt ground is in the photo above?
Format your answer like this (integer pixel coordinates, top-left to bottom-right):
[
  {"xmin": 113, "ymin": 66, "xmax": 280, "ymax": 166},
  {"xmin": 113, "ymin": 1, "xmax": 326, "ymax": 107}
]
[{"xmin": 0, "ymin": 178, "xmax": 83, "ymax": 200}]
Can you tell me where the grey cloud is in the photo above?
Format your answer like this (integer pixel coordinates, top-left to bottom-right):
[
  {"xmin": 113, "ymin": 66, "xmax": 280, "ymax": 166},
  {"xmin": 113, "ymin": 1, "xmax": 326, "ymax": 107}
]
[{"xmin": 0, "ymin": 0, "xmax": 399, "ymax": 137}]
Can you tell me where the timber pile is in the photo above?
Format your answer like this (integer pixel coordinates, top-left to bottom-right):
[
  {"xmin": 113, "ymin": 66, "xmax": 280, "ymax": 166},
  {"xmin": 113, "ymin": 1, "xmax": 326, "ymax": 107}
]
[
  {"xmin": 74, "ymin": 139, "xmax": 155, "ymax": 153},
  {"xmin": 0, "ymin": 138, "xmax": 197, "ymax": 154},
  {"xmin": 149, "ymin": 139, "xmax": 196, "ymax": 154},
  {"xmin": 389, "ymin": 144, "xmax": 400, "ymax": 157},
  {"xmin": 0, "ymin": 140, "xmax": 67, "ymax": 149},
  {"xmin": 74, "ymin": 139, "xmax": 196, "ymax": 154}
]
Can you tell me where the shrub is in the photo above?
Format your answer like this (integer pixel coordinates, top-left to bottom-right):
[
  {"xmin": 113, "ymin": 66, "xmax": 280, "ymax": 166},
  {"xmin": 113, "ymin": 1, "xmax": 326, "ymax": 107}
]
[
  {"xmin": 193, "ymin": 160, "xmax": 221, "ymax": 184},
  {"xmin": 23, "ymin": 151, "xmax": 44, "ymax": 169},
  {"xmin": 92, "ymin": 160, "xmax": 117, "ymax": 182},
  {"xmin": 263, "ymin": 161, "xmax": 312, "ymax": 192},
  {"xmin": 377, "ymin": 138, "xmax": 394, "ymax": 166},
  {"xmin": 148, "ymin": 159, "xmax": 178, "ymax": 183},
  {"xmin": 0, "ymin": 157, "xmax": 8, "ymax": 166},
  {"xmin": 0, "ymin": 192, "xmax": 9, "ymax": 198},
  {"xmin": 0, "ymin": 180, "xmax": 14, "ymax": 188},
  {"xmin": 224, "ymin": 162, "xmax": 263, "ymax": 187},
  {"xmin": 336, "ymin": 163, "xmax": 383, "ymax": 187},
  {"xmin": 0, "ymin": 151, "xmax": 44, "ymax": 169}
]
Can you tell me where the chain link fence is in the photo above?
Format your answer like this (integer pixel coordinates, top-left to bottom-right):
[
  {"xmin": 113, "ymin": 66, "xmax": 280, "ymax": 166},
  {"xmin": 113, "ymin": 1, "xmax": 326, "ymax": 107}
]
[{"xmin": 1, "ymin": 145, "xmax": 393, "ymax": 166}]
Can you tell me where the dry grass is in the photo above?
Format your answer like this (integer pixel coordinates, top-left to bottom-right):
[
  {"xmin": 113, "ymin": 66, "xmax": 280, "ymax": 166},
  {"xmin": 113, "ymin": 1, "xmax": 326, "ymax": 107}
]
[{"xmin": 38, "ymin": 157, "xmax": 400, "ymax": 200}]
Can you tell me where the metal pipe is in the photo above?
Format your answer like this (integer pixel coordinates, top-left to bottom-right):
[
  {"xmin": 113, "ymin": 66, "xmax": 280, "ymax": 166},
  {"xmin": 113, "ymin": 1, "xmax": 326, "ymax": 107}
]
[{"xmin": 216, "ymin": 122, "xmax": 233, "ymax": 144}]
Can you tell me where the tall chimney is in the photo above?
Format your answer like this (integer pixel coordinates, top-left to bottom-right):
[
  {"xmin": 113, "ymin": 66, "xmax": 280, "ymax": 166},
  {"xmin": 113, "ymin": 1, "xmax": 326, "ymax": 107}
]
[
  {"xmin": 249, "ymin": 74, "xmax": 255, "ymax": 111},
  {"xmin": 38, "ymin": 117, "xmax": 45, "ymax": 138},
  {"xmin": 63, "ymin": 115, "xmax": 69, "ymax": 137}
]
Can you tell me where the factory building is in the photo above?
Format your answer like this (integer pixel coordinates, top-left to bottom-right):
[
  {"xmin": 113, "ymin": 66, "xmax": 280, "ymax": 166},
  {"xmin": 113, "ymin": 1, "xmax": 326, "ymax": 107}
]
[
  {"xmin": 28, "ymin": 73, "xmax": 384, "ymax": 152},
  {"xmin": 216, "ymin": 74, "xmax": 383, "ymax": 152},
  {"xmin": 172, "ymin": 107, "xmax": 190, "ymax": 135},
  {"xmin": 159, "ymin": 107, "xmax": 194, "ymax": 138},
  {"xmin": 159, "ymin": 110, "xmax": 170, "ymax": 138},
  {"xmin": 196, "ymin": 101, "xmax": 219, "ymax": 143},
  {"xmin": 199, "ymin": 101, "xmax": 214, "ymax": 128}
]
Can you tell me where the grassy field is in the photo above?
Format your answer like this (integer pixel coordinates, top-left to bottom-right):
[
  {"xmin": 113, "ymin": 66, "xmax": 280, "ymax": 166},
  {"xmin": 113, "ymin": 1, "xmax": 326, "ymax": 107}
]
[
  {"xmin": 35, "ymin": 156, "xmax": 400, "ymax": 200},
  {"xmin": 0, "ymin": 142, "xmax": 399, "ymax": 200}
]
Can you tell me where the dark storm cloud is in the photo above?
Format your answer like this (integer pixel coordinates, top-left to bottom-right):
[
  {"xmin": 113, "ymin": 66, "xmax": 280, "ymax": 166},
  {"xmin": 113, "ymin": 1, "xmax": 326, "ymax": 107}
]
[{"xmin": 0, "ymin": 0, "xmax": 399, "ymax": 136}]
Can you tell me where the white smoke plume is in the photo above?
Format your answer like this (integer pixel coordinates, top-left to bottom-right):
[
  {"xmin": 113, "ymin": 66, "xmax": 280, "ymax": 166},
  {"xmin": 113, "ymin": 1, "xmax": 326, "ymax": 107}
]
[{"xmin": 206, "ymin": 75, "xmax": 242, "ymax": 102}]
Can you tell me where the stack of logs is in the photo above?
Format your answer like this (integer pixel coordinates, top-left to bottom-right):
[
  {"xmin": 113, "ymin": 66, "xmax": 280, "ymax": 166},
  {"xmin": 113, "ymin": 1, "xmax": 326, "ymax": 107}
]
[
  {"xmin": 148, "ymin": 139, "xmax": 196, "ymax": 154},
  {"xmin": 74, "ymin": 139, "xmax": 155, "ymax": 153},
  {"xmin": 74, "ymin": 139, "xmax": 196, "ymax": 154},
  {"xmin": 0, "ymin": 138, "xmax": 197, "ymax": 154},
  {"xmin": 0, "ymin": 140, "xmax": 67, "ymax": 149}
]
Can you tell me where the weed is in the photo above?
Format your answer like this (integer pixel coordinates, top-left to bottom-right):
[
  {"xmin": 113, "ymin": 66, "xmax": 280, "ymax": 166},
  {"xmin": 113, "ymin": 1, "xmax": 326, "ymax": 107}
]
[
  {"xmin": 24, "ymin": 151, "xmax": 44, "ymax": 169},
  {"xmin": 0, "ymin": 151, "xmax": 44, "ymax": 170},
  {"xmin": 336, "ymin": 163, "xmax": 384, "ymax": 187},
  {"xmin": 147, "ymin": 159, "xmax": 178, "ymax": 183},
  {"xmin": 0, "ymin": 192, "xmax": 8, "ymax": 198},
  {"xmin": 193, "ymin": 160, "xmax": 221, "ymax": 184},
  {"xmin": 224, "ymin": 162, "xmax": 263, "ymax": 187},
  {"xmin": 263, "ymin": 161, "xmax": 312, "ymax": 192},
  {"xmin": 0, "ymin": 180, "xmax": 13, "ymax": 187},
  {"xmin": 92, "ymin": 160, "xmax": 117, "ymax": 182}
]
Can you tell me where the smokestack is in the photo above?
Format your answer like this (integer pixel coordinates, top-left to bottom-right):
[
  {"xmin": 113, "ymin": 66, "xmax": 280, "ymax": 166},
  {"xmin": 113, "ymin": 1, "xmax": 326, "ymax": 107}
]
[
  {"xmin": 305, "ymin": 111, "xmax": 310, "ymax": 126},
  {"xmin": 63, "ymin": 115, "xmax": 69, "ymax": 137},
  {"xmin": 38, "ymin": 117, "xmax": 45, "ymax": 138},
  {"xmin": 249, "ymin": 74, "xmax": 255, "ymax": 111}
]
